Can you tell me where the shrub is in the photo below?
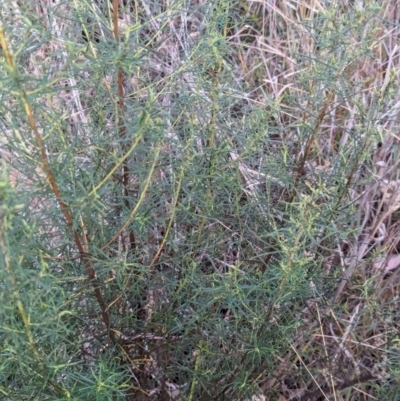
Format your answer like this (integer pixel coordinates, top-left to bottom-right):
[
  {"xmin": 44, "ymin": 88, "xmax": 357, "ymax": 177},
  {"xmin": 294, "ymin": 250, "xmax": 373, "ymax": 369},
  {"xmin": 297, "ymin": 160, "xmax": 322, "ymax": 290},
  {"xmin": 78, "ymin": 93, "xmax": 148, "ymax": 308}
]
[{"xmin": 0, "ymin": 0, "xmax": 399, "ymax": 400}]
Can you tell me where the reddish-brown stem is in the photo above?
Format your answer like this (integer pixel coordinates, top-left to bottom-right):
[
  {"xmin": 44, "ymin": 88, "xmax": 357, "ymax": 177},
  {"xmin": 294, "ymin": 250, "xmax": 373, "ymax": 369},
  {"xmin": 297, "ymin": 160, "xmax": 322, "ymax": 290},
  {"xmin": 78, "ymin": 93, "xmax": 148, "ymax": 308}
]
[
  {"xmin": 289, "ymin": 90, "xmax": 335, "ymax": 203},
  {"xmin": 113, "ymin": 0, "xmax": 136, "ymax": 252},
  {"xmin": 1, "ymin": 23, "xmax": 115, "ymax": 341}
]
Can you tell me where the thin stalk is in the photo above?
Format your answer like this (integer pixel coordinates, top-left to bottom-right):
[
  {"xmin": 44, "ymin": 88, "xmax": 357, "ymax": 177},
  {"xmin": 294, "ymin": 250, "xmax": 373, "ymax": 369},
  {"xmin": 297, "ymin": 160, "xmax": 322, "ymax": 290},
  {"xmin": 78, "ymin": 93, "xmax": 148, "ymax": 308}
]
[
  {"xmin": 195, "ymin": 56, "xmax": 222, "ymax": 250},
  {"xmin": 113, "ymin": 0, "xmax": 136, "ymax": 252},
  {"xmin": 289, "ymin": 89, "xmax": 335, "ymax": 202},
  {"xmin": 0, "ymin": 23, "xmax": 114, "ymax": 343},
  {"xmin": 149, "ymin": 165, "xmax": 185, "ymax": 269}
]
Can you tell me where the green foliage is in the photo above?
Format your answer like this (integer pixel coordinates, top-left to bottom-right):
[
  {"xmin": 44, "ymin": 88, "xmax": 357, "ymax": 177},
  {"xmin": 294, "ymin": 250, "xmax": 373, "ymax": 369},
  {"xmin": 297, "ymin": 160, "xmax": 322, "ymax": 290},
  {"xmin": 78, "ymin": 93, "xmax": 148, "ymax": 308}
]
[{"xmin": 0, "ymin": 0, "xmax": 399, "ymax": 400}]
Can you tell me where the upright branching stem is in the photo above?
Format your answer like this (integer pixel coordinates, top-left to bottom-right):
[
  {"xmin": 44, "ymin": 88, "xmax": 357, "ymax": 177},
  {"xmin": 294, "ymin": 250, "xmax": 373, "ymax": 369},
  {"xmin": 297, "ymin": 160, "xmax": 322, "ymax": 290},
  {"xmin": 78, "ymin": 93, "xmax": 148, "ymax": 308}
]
[
  {"xmin": 290, "ymin": 89, "xmax": 335, "ymax": 202},
  {"xmin": 149, "ymin": 164, "xmax": 184, "ymax": 269},
  {"xmin": 0, "ymin": 24, "xmax": 114, "ymax": 341},
  {"xmin": 112, "ymin": 0, "xmax": 136, "ymax": 252}
]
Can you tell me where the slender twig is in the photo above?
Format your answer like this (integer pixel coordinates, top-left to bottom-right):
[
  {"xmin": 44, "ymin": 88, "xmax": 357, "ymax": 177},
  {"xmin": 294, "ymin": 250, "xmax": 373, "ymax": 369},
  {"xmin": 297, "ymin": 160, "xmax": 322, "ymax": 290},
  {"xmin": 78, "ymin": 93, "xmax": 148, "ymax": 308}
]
[
  {"xmin": 113, "ymin": 0, "xmax": 137, "ymax": 252},
  {"xmin": 0, "ymin": 23, "xmax": 113, "ymax": 342}
]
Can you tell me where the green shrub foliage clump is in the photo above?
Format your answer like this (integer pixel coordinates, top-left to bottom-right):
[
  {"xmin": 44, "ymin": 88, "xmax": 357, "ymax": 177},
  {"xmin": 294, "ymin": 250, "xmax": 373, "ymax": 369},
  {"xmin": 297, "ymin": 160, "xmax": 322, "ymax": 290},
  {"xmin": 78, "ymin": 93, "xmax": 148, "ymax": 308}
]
[{"xmin": 0, "ymin": 1, "xmax": 399, "ymax": 400}]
